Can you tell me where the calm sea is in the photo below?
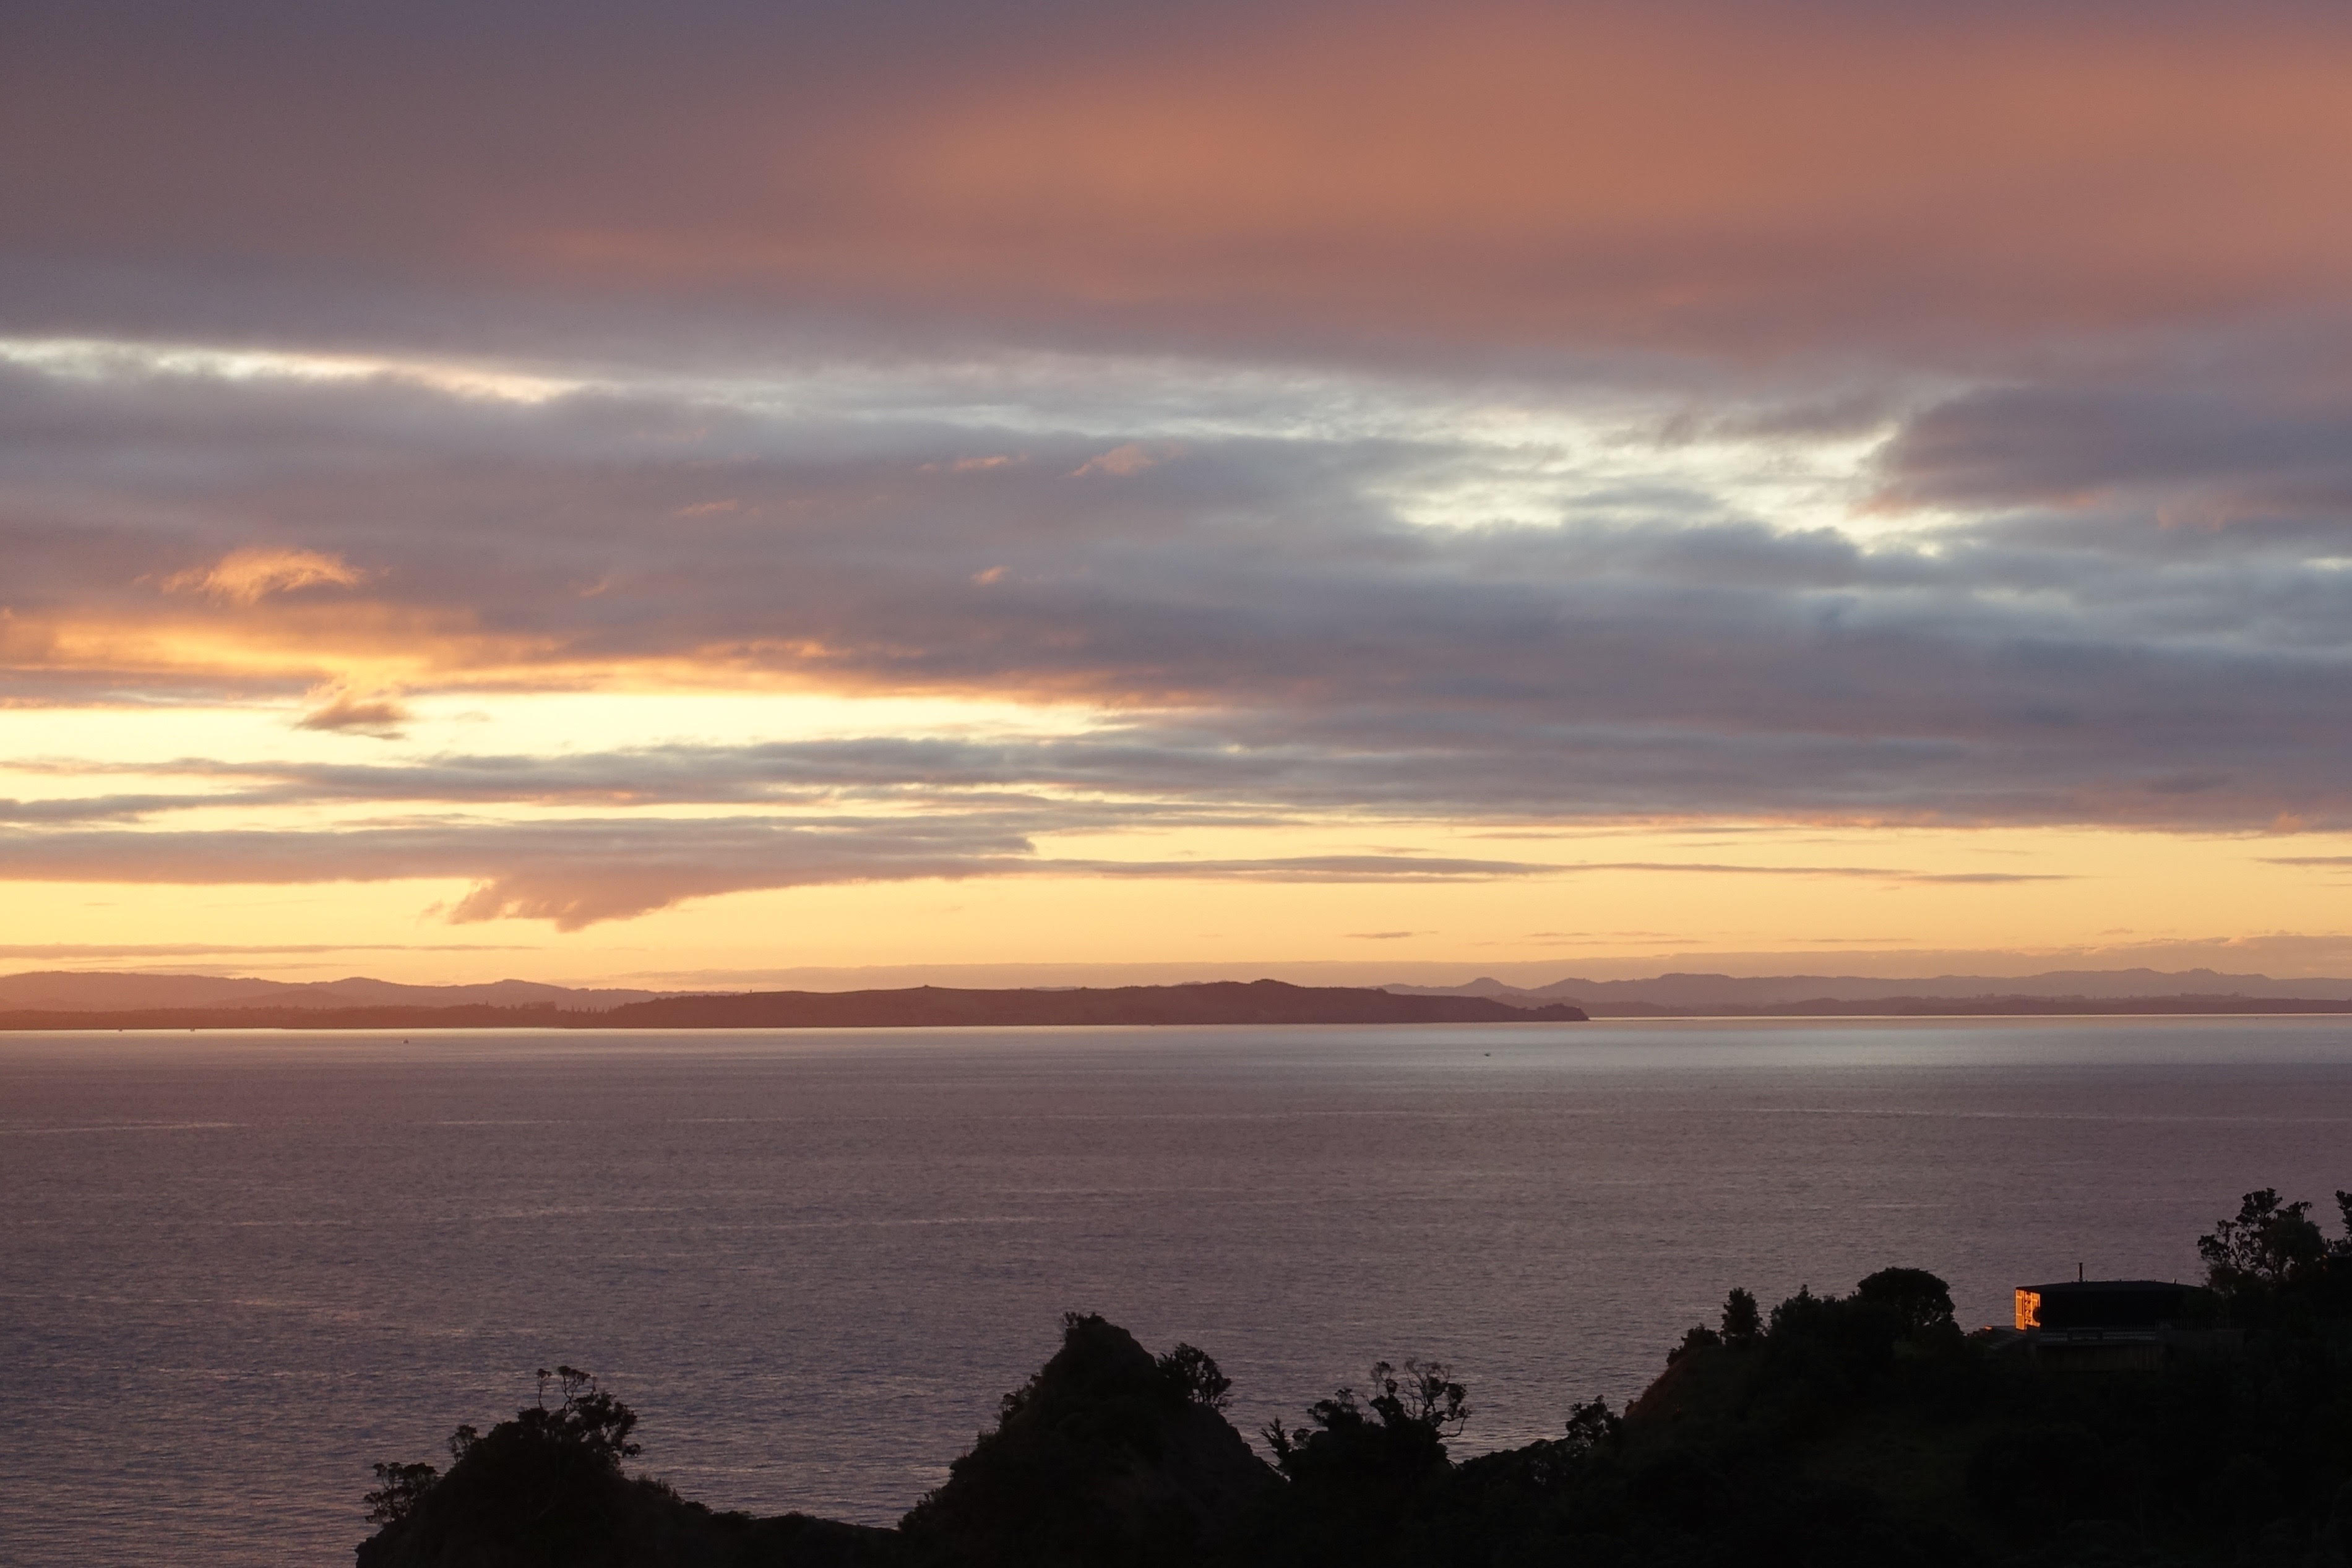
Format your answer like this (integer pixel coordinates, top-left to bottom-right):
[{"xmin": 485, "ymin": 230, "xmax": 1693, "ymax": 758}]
[{"xmin": 7, "ymin": 1017, "xmax": 2352, "ymax": 1566}]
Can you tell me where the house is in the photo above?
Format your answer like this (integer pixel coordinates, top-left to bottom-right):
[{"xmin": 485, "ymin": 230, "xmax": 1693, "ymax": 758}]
[{"xmin": 2010, "ymin": 1278, "xmax": 2226, "ymax": 1371}]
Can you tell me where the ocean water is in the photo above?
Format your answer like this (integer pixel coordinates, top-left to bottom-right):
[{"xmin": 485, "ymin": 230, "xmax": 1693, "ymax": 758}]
[{"xmin": 7, "ymin": 1016, "xmax": 2352, "ymax": 1566}]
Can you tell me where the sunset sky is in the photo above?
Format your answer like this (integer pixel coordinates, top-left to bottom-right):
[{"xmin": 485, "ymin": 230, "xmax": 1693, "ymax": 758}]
[{"xmin": 6, "ymin": 0, "xmax": 2352, "ymax": 988}]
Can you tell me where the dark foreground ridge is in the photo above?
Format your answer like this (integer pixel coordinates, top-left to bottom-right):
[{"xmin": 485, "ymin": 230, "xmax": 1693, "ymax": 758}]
[
  {"xmin": 358, "ymin": 1187, "xmax": 2352, "ymax": 1567},
  {"xmin": 0, "ymin": 979, "xmax": 1587, "ymax": 1031}
]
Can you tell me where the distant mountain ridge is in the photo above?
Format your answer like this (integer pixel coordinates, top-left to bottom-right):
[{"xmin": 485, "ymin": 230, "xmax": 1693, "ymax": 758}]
[
  {"xmin": 1385, "ymin": 967, "xmax": 2352, "ymax": 1007},
  {"xmin": 0, "ymin": 971, "xmax": 670, "ymax": 1013},
  {"xmin": 0, "ymin": 978, "xmax": 1587, "ymax": 1031}
]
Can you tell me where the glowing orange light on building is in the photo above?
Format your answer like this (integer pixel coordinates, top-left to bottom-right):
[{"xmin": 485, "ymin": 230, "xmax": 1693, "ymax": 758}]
[{"xmin": 2014, "ymin": 1288, "xmax": 2041, "ymax": 1330}]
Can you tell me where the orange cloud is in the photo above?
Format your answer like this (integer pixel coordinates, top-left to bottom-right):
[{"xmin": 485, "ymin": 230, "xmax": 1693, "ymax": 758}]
[
  {"xmin": 0, "ymin": 605, "xmax": 553, "ymax": 686},
  {"xmin": 162, "ymin": 547, "xmax": 367, "ymax": 605}
]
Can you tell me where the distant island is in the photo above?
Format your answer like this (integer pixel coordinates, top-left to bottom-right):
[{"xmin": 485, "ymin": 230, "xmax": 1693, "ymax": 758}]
[
  {"xmin": 14, "ymin": 965, "xmax": 2352, "ymax": 1031},
  {"xmin": 0, "ymin": 978, "xmax": 1587, "ymax": 1032},
  {"xmin": 355, "ymin": 1186, "xmax": 2352, "ymax": 1567}
]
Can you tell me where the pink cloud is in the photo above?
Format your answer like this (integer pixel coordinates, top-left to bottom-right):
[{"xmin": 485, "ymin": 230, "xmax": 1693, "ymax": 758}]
[{"xmin": 16, "ymin": 3, "xmax": 2352, "ymax": 363}]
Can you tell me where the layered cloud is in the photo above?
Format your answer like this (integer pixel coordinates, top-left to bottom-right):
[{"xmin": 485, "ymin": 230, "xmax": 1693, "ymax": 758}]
[
  {"xmin": 4, "ymin": 0, "xmax": 2351, "ymax": 939},
  {"xmin": 0, "ymin": 813, "xmax": 1569, "ymax": 930},
  {"xmin": 8, "ymin": 351, "xmax": 2351, "ymax": 834}
]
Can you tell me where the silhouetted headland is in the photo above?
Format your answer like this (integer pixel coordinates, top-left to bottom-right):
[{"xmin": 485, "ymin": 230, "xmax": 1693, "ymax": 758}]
[
  {"xmin": 0, "ymin": 979, "xmax": 1587, "ymax": 1032},
  {"xmin": 357, "ymin": 1186, "xmax": 2352, "ymax": 1567}
]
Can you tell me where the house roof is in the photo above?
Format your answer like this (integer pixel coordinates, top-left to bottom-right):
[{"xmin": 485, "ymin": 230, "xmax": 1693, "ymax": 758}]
[{"xmin": 2019, "ymin": 1280, "xmax": 2187, "ymax": 1296}]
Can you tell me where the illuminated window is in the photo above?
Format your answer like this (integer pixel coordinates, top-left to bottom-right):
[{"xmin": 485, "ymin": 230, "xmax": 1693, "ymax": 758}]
[{"xmin": 2014, "ymin": 1288, "xmax": 2041, "ymax": 1330}]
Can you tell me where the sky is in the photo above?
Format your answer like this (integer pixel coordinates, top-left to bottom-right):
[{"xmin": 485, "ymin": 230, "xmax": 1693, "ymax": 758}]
[{"xmin": 6, "ymin": 0, "xmax": 2352, "ymax": 988}]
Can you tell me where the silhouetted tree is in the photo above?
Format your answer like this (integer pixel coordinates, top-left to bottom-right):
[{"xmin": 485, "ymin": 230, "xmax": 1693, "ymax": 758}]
[
  {"xmin": 1854, "ymin": 1266, "xmax": 1956, "ymax": 1333},
  {"xmin": 2200, "ymin": 1187, "xmax": 2328, "ymax": 1293},
  {"xmin": 363, "ymin": 1462, "xmax": 440, "ymax": 1527},
  {"xmin": 1559, "ymin": 1397, "xmax": 1621, "ymax": 1457},
  {"xmin": 1369, "ymin": 1359, "xmax": 1468, "ymax": 1437},
  {"xmin": 1720, "ymin": 1286, "xmax": 1762, "ymax": 1344},
  {"xmin": 520, "ymin": 1365, "xmax": 640, "ymax": 1465},
  {"xmin": 356, "ymin": 1366, "xmax": 654, "ymax": 1568},
  {"xmin": 1262, "ymin": 1361, "xmax": 1469, "ymax": 1567},
  {"xmin": 362, "ymin": 1417, "xmax": 483, "ymax": 1524},
  {"xmin": 1156, "ymin": 1342, "xmax": 1233, "ymax": 1410}
]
